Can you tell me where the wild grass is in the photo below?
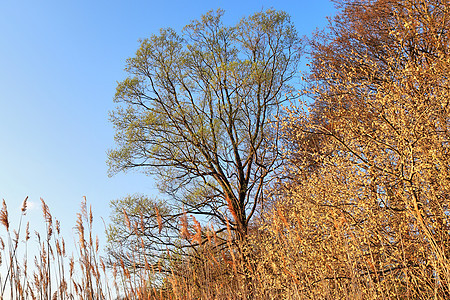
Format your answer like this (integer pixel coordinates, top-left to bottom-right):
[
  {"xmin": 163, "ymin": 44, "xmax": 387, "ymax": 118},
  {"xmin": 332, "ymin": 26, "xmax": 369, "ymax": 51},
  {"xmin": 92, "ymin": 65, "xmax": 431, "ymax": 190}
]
[{"xmin": 1, "ymin": 189, "xmax": 449, "ymax": 299}]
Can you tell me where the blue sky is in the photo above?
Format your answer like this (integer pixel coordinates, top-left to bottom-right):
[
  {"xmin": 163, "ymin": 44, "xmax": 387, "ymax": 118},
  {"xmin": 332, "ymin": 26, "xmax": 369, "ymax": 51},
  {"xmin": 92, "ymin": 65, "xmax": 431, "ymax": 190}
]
[{"xmin": 0, "ymin": 0, "xmax": 336, "ymax": 254}]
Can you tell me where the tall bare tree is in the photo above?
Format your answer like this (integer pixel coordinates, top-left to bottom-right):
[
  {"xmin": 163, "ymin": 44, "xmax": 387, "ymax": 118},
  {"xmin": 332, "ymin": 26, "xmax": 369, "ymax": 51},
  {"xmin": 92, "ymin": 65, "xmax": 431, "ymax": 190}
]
[{"xmin": 107, "ymin": 9, "xmax": 301, "ymax": 269}]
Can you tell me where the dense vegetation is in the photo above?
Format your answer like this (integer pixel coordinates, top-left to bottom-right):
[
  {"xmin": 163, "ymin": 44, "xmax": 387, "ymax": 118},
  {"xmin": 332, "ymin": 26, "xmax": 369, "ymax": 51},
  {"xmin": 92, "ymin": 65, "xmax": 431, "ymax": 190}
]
[{"xmin": 1, "ymin": 0, "xmax": 450, "ymax": 299}]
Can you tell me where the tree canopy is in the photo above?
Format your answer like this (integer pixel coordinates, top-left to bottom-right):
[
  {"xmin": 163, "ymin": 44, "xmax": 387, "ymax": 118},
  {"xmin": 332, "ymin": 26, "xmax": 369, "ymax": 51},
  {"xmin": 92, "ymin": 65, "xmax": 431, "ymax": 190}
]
[
  {"xmin": 107, "ymin": 8, "xmax": 301, "ymax": 267},
  {"xmin": 278, "ymin": 0, "xmax": 450, "ymax": 297},
  {"xmin": 104, "ymin": 1, "xmax": 450, "ymax": 298}
]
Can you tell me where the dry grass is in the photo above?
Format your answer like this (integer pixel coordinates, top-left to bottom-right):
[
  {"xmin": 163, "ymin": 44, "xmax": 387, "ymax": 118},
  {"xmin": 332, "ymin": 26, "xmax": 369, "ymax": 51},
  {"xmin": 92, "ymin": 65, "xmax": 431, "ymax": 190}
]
[
  {"xmin": 0, "ymin": 197, "xmax": 110, "ymax": 299},
  {"xmin": 2, "ymin": 192, "xmax": 448, "ymax": 299}
]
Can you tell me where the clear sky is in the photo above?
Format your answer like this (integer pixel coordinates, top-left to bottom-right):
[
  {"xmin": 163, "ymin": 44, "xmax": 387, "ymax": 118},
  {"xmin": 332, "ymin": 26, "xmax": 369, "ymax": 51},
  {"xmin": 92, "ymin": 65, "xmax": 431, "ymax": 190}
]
[{"xmin": 0, "ymin": 0, "xmax": 336, "ymax": 255}]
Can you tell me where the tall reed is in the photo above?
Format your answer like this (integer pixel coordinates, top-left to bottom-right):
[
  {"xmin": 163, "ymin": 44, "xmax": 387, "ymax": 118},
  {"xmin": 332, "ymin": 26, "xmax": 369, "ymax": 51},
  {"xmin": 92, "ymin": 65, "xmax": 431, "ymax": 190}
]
[{"xmin": 1, "ymin": 193, "xmax": 449, "ymax": 299}]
